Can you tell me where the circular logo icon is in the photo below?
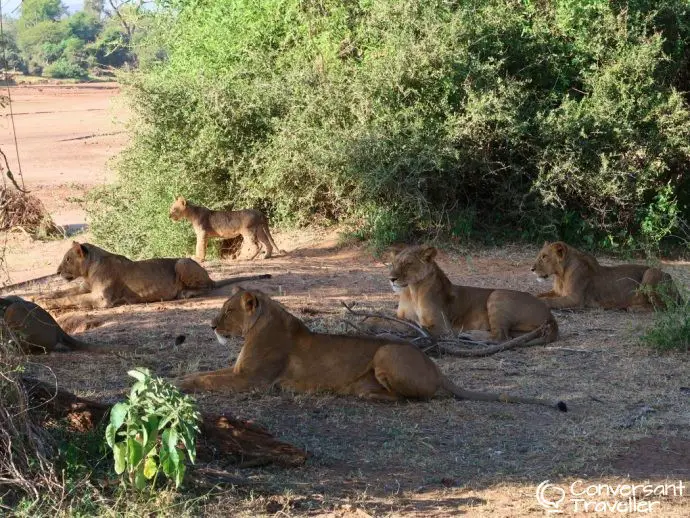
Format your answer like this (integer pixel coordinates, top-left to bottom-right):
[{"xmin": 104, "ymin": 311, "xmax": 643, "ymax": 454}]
[{"xmin": 536, "ymin": 480, "xmax": 566, "ymax": 513}]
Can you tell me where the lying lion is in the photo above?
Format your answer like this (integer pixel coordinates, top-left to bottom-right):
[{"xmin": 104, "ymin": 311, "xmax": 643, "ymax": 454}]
[
  {"xmin": 36, "ymin": 242, "xmax": 271, "ymax": 309},
  {"xmin": 169, "ymin": 196, "xmax": 284, "ymax": 261},
  {"xmin": 388, "ymin": 245, "xmax": 558, "ymax": 342},
  {"xmin": 532, "ymin": 241, "xmax": 682, "ymax": 310},
  {"xmin": 1, "ymin": 296, "xmax": 121, "ymax": 354},
  {"xmin": 178, "ymin": 288, "xmax": 567, "ymax": 411}
]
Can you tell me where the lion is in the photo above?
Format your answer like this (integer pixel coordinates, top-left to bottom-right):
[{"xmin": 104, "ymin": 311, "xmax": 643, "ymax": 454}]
[
  {"xmin": 531, "ymin": 241, "xmax": 682, "ymax": 310},
  {"xmin": 388, "ymin": 245, "xmax": 558, "ymax": 342},
  {"xmin": 178, "ymin": 288, "xmax": 567, "ymax": 411},
  {"xmin": 169, "ymin": 196, "xmax": 285, "ymax": 262},
  {"xmin": 36, "ymin": 242, "xmax": 271, "ymax": 310},
  {"xmin": 1, "ymin": 296, "xmax": 122, "ymax": 354}
]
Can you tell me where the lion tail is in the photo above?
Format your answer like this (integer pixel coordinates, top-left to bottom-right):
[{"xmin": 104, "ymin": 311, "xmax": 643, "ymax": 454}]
[
  {"xmin": 535, "ymin": 314, "xmax": 559, "ymax": 345},
  {"xmin": 213, "ymin": 274, "xmax": 272, "ymax": 289},
  {"xmin": 59, "ymin": 331, "xmax": 126, "ymax": 355},
  {"xmin": 440, "ymin": 375, "xmax": 567, "ymax": 412},
  {"xmin": 263, "ymin": 224, "xmax": 285, "ymax": 255}
]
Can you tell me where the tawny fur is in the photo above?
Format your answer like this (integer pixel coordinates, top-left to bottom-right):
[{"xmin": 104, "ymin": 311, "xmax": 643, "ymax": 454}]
[
  {"xmin": 1, "ymin": 296, "xmax": 121, "ymax": 354},
  {"xmin": 532, "ymin": 241, "xmax": 681, "ymax": 310},
  {"xmin": 178, "ymin": 288, "xmax": 566, "ymax": 411},
  {"xmin": 169, "ymin": 196, "xmax": 284, "ymax": 261},
  {"xmin": 388, "ymin": 245, "xmax": 558, "ymax": 342},
  {"xmin": 35, "ymin": 242, "xmax": 271, "ymax": 309}
]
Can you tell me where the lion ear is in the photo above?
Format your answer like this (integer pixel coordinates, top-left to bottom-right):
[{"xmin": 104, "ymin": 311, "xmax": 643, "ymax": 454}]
[
  {"xmin": 421, "ymin": 245, "xmax": 437, "ymax": 262},
  {"xmin": 552, "ymin": 242, "xmax": 566, "ymax": 259},
  {"xmin": 231, "ymin": 285, "xmax": 244, "ymax": 296},
  {"xmin": 383, "ymin": 245, "xmax": 404, "ymax": 262},
  {"xmin": 72, "ymin": 242, "xmax": 87, "ymax": 258},
  {"xmin": 177, "ymin": 196, "xmax": 187, "ymax": 206},
  {"xmin": 240, "ymin": 291, "xmax": 258, "ymax": 313},
  {"xmin": 543, "ymin": 241, "xmax": 549, "ymax": 248}
]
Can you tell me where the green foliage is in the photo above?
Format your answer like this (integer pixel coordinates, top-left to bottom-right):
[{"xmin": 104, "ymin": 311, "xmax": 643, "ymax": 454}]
[
  {"xmin": 641, "ymin": 291, "xmax": 690, "ymax": 352},
  {"xmin": 68, "ymin": 11, "xmax": 102, "ymax": 42},
  {"xmin": 89, "ymin": 0, "xmax": 690, "ymax": 257},
  {"xmin": 13, "ymin": 0, "xmax": 143, "ymax": 78},
  {"xmin": 19, "ymin": 0, "xmax": 65, "ymax": 28},
  {"xmin": 105, "ymin": 368, "xmax": 201, "ymax": 490},
  {"xmin": 44, "ymin": 58, "xmax": 88, "ymax": 79}
]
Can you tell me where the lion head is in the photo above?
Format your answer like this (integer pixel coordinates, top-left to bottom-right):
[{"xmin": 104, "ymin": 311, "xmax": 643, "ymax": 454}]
[
  {"xmin": 57, "ymin": 242, "xmax": 90, "ymax": 281},
  {"xmin": 531, "ymin": 241, "xmax": 567, "ymax": 280},
  {"xmin": 169, "ymin": 196, "xmax": 187, "ymax": 221},
  {"xmin": 388, "ymin": 245, "xmax": 438, "ymax": 292},
  {"xmin": 211, "ymin": 287, "xmax": 269, "ymax": 345}
]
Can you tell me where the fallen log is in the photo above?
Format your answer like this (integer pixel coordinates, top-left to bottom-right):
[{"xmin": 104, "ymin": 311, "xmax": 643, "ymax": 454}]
[{"xmin": 20, "ymin": 377, "xmax": 308, "ymax": 468}]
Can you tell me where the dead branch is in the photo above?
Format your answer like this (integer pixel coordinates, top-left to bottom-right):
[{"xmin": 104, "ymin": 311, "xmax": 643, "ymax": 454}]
[
  {"xmin": 437, "ymin": 325, "xmax": 547, "ymax": 357},
  {"xmin": 0, "ymin": 147, "xmax": 28, "ymax": 194},
  {"xmin": 340, "ymin": 300, "xmax": 549, "ymax": 358},
  {"xmin": 0, "ymin": 273, "xmax": 59, "ymax": 293},
  {"xmin": 340, "ymin": 301, "xmax": 432, "ymax": 339}
]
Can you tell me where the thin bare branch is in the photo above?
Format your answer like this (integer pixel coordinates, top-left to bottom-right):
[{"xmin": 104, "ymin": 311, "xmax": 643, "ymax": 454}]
[{"xmin": 340, "ymin": 300, "xmax": 549, "ymax": 358}]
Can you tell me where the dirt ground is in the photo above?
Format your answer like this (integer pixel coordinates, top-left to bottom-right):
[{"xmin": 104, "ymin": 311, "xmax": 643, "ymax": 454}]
[
  {"xmin": 2, "ymin": 85, "xmax": 690, "ymax": 517},
  {"xmin": 0, "ymin": 83, "xmax": 125, "ymax": 284}
]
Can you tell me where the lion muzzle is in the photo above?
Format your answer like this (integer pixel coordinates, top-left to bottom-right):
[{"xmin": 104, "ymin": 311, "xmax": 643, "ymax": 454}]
[{"xmin": 214, "ymin": 330, "xmax": 229, "ymax": 346}]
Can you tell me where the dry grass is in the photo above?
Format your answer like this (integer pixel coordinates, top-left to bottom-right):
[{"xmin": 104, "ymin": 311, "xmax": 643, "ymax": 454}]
[
  {"xmin": 6, "ymin": 230, "xmax": 690, "ymax": 516},
  {"xmin": 0, "ymin": 187, "xmax": 61, "ymax": 238},
  {"xmin": 0, "ymin": 324, "xmax": 59, "ymax": 511}
]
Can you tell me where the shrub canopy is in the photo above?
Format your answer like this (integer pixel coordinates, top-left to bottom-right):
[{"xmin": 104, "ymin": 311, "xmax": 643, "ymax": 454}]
[{"xmin": 89, "ymin": 0, "xmax": 690, "ymax": 257}]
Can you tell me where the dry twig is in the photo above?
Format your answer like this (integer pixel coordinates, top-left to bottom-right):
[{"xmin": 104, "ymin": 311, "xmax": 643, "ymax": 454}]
[{"xmin": 340, "ymin": 300, "xmax": 549, "ymax": 357}]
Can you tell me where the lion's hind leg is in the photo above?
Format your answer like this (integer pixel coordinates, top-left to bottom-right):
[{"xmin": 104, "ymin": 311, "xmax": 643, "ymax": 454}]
[
  {"xmin": 241, "ymin": 229, "xmax": 263, "ymax": 260},
  {"xmin": 369, "ymin": 345, "xmax": 439, "ymax": 400},
  {"xmin": 256, "ymin": 225, "xmax": 274, "ymax": 259},
  {"xmin": 175, "ymin": 258, "xmax": 217, "ymax": 298},
  {"xmin": 634, "ymin": 268, "xmax": 681, "ymax": 310}
]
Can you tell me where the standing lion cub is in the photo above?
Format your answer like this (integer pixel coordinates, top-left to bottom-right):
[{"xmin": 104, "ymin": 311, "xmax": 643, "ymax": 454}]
[{"xmin": 169, "ymin": 196, "xmax": 284, "ymax": 262}]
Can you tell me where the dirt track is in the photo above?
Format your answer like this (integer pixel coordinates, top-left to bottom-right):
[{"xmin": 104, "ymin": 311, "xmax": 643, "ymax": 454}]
[{"xmin": 1, "ymin": 85, "xmax": 689, "ymax": 516}]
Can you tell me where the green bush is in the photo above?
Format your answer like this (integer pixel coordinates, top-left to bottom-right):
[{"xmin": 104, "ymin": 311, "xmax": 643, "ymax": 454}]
[
  {"xmin": 43, "ymin": 58, "xmax": 87, "ymax": 79},
  {"xmin": 89, "ymin": 0, "xmax": 690, "ymax": 257},
  {"xmin": 105, "ymin": 368, "xmax": 200, "ymax": 490},
  {"xmin": 641, "ymin": 296, "xmax": 690, "ymax": 352}
]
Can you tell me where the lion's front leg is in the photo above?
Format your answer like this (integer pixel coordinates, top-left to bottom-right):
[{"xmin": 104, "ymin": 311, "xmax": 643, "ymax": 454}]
[
  {"xmin": 177, "ymin": 368, "xmax": 262, "ymax": 393},
  {"xmin": 536, "ymin": 290, "xmax": 558, "ymax": 298},
  {"xmin": 194, "ymin": 231, "xmax": 208, "ymax": 262},
  {"xmin": 542, "ymin": 295, "xmax": 583, "ymax": 309},
  {"xmin": 35, "ymin": 284, "xmax": 89, "ymax": 302},
  {"xmin": 40, "ymin": 291, "xmax": 111, "ymax": 310}
]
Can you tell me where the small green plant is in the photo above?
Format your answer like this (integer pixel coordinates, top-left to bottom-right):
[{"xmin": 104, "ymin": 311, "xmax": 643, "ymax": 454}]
[
  {"xmin": 105, "ymin": 368, "xmax": 201, "ymax": 490},
  {"xmin": 641, "ymin": 285, "xmax": 690, "ymax": 352}
]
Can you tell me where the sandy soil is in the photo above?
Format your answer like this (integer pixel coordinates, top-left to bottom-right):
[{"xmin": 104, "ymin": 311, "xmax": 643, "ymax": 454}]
[
  {"xmin": 1, "ymin": 85, "xmax": 689, "ymax": 517},
  {"xmin": 0, "ymin": 83, "xmax": 126, "ymax": 227},
  {"xmin": 0, "ymin": 83, "xmax": 126, "ymax": 285},
  {"xmin": 6, "ymin": 234, "xmax": 690, "ymax": 517}
]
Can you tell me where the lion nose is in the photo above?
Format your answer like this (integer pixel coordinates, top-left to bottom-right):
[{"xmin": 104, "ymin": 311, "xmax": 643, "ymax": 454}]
[
  {"xmin": 530, "ymin": 267, "xmax": 535, "ymax": 272},
  {"xmin": 389, "ymin": 276, "xmax": 397, "ymax": 282}
]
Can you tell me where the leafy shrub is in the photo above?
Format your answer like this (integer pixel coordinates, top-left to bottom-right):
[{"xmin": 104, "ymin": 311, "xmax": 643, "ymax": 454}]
[
  {"xmin": 105, "ymin": 368, "xmax": 201, "ymax": 490},
  {"xmin": 641, "ymin": 283, "xmax": 689, "ymax": 351},
  {"xmin": 89, "ymin": 0, "xmax": 690, "ymax": 257},
  {"xmin": 43, "ymin": 58, "xmax": 87, "ymax": 79}
]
